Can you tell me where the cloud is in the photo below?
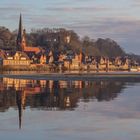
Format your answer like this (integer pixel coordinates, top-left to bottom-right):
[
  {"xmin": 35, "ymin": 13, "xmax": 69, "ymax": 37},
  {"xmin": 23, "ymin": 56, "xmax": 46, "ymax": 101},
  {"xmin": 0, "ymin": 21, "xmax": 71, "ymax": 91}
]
[
  {"xmin": 45, "ymin": 6, "xmax": 111, "ymax": 12},
  {"xmin": 0, "ymin": 5, "xmax": 29, "ymax": 13},
  {"xmin": 131, "ymin": 0, "xmax": 140, "ymax": 3},
  {"xmin": 130, "ymin": 0, "xmax": 140, "ymax": 6}
]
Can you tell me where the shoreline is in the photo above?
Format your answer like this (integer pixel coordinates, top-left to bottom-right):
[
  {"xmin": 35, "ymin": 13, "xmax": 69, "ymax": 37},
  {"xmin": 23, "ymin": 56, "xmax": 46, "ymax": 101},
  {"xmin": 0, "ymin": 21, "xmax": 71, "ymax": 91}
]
[{"xmin": 1, "ymin": 71, "xmax": 140, "ymax": 81}]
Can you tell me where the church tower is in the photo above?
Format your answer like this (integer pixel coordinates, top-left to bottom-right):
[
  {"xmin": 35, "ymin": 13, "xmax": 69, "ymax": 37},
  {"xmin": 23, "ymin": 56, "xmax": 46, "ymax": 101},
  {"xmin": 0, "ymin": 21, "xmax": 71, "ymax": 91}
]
[
  {"xmin": 16, "ymin": 14, "xmax": 41, "ymax": 54},
  {"xmin": 17, "ymin": 14, "xmax": 24, "ymax": 51}
]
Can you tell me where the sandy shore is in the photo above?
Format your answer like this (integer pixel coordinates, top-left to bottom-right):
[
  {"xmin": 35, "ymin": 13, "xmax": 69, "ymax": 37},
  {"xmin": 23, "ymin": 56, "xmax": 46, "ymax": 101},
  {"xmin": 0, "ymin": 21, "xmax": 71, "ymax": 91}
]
[{"xmin": 1, "ymin": 71, "xmax": 140, "ymax": 81}]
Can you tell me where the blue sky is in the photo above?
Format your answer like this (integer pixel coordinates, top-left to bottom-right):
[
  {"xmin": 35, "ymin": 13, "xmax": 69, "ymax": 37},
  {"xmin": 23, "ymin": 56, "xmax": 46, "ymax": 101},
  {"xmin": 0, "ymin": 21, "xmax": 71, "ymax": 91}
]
[{"xmin": 0, "ymin": 0, "xmax": 140, "ymax": 54}]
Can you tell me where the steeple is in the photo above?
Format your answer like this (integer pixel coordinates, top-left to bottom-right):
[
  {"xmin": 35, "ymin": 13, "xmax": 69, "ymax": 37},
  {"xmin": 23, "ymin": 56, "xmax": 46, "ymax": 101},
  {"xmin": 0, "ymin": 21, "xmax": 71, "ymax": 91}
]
[{"xmin": 16, "ymin": 14, "xmax": 23, "ymax": 51}]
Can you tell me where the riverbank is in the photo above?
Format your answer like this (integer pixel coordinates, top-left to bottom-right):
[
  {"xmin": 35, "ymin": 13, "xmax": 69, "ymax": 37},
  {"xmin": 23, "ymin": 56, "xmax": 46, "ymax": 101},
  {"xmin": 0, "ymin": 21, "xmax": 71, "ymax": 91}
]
[{"xmin": 1, "ymin": 71, "xmax": 140, "ymax": 81}]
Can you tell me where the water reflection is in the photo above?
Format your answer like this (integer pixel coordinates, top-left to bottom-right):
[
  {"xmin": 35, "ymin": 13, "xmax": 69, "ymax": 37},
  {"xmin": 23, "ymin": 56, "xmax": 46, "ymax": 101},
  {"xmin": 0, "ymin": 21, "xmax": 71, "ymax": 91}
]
[
  {"xmin": 0, "ymin": 78, "xmax": 127, "ymax": 129},
  {"xmin": 0, "ymin": 78, "xmax": 126, "ymax": 110}
]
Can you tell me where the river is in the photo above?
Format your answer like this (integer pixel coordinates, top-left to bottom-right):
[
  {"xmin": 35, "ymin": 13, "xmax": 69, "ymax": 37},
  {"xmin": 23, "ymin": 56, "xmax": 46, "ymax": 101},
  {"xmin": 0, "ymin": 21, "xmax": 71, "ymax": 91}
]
[{"xmin": 0, "ymin": 77, "xmax": 140, "ymax": 140}]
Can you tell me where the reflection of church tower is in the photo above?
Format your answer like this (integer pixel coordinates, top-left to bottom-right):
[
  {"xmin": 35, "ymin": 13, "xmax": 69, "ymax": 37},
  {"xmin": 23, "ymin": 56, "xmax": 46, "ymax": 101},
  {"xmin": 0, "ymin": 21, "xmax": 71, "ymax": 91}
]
[
  {"xmin": 16, "ymin": 91, "xmax": 22, "ymax": 129},
  {"xmin": 16, "ymin": 14, "xmax": 23, "ymax": 51},
  {"xmin": 16, "ymin": 90, "xmax": 26, "ymax": 129}
]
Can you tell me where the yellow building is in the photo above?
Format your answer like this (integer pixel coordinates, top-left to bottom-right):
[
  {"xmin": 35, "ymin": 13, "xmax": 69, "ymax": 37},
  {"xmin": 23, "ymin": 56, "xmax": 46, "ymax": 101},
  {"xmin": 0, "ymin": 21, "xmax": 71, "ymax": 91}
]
[
  {"xmin": 70, "ymin": 53, "xmax": 82, "ymax": 70},
  {"xmin": 3, "ymin": 51, "xmax": 32, "ymax": 66}
]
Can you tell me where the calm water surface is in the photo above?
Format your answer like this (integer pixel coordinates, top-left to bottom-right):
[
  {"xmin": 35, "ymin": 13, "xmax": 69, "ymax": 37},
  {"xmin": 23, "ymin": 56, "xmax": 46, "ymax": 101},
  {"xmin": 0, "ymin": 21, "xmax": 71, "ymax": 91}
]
[{"xmin": 0, "ymin": 77, "xmax": 140, "ymax": 140}]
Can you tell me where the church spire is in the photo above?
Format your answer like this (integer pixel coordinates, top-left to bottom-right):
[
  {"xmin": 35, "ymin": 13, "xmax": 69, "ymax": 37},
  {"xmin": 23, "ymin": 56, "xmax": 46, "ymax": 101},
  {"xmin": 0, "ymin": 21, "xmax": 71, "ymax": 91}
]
[{"xmin": 16, "ymin": 14, "xmax": 23, "ymax": 51}]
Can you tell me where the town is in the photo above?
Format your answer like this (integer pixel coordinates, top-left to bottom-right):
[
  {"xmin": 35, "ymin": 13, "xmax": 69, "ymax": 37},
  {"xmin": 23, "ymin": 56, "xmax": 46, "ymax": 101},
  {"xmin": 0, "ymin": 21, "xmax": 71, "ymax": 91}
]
[{"xmin": 0, "ymin": 14, "xmax": 139, "ymax": 72}]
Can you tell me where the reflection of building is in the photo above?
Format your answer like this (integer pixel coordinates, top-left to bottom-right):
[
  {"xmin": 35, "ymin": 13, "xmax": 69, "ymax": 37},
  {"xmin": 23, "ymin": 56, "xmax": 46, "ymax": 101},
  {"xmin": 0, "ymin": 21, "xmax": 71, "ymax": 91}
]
[
  {"xmin": 3, "ymin": 78, "xmax": 29, "ymax": 90},
  {"xmin": 0, "ymin": 77, "xmax": 126, "ymax": 126},
  {"xmin": 59, "ymin": 81, "xmax": 68, "ymax": 88}
]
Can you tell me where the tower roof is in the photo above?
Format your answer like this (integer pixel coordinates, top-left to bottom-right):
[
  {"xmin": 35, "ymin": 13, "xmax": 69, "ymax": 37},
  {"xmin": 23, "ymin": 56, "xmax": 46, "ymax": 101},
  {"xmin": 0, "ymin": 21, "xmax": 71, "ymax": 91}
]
[{"xmin": 16, "ymin": 14, "xmax": 23, "ymax": 50}]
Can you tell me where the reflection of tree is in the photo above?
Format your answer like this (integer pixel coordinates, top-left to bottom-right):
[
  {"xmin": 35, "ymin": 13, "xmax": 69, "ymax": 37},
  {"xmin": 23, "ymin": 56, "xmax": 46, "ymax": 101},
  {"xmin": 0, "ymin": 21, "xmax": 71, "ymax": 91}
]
[
  {"xmin": 93, "ymin": 81, "xmax": 124, "ymax": 101},
  {"xmin": 0, "ymin": 88, "xmax": 16, "ymax": 112},
  {"xmin": 0, "ymin": 78, "xmax": 130, "ymax": 112}
]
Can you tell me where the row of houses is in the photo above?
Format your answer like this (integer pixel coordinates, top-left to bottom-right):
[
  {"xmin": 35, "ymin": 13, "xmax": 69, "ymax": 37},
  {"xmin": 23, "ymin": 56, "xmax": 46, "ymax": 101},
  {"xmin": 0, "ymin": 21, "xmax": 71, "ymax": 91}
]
[{"xmin": 0, "ymin": 48, "xmax": 134, "ymax": 71}]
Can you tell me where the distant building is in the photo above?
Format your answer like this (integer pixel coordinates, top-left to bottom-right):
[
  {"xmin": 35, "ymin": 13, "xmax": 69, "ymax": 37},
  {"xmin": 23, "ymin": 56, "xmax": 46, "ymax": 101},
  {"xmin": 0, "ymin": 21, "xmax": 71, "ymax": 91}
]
[{"xmin": 64, "ymin": 52, "xmax": 83, "ymax": 70}]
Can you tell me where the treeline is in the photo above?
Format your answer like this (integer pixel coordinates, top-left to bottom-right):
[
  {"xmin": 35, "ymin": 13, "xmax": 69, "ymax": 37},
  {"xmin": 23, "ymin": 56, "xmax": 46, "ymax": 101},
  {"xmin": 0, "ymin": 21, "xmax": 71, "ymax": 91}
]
[{"xmin": 0, "ymin": 26, "xmax": 125, "ymax": 57}]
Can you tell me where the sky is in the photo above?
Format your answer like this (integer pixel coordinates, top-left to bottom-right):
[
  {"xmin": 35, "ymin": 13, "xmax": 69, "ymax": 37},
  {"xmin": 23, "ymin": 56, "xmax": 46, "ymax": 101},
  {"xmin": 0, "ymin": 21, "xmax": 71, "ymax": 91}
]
[{"xmin": 0, "ymin": 0, "xmax": 140, "ymax": 54}]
